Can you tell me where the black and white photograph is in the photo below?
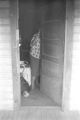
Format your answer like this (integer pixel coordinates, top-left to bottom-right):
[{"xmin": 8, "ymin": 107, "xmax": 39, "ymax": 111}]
[{"xmin": 0, "ymin": 0, "xmax": 80, "ymax": 119}]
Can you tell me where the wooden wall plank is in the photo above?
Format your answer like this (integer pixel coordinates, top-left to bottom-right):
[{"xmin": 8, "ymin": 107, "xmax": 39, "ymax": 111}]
[
  {"xmin": 0, "ymin": 9, "xmax": 9, "ymax": 18},
  {"xmin": 0, "ymin": 1, "xmax": 10, "ymax": 8},
  {"xmin": 0, "ymin": 0, "xmax": 14, "ymax": 110},
  {"xmin": 62, "ymin": 0, "xmax": 74, "ymax": 110},
  {"xmin": 68, "ymin": 0, "xmax": 80, "ymax": 110},
  {"xmin": 9, "ymin": 0, "xmax": 21, "ymax": 109}
]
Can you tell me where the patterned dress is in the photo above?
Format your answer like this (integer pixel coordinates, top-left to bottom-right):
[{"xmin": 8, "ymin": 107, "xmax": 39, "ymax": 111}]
[{"xmin": 30, "ymin": 31, "xmax": 40, "ymax": 59}]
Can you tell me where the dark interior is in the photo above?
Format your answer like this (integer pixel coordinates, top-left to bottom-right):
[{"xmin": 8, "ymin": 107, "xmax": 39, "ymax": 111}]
[
  {"xmin": 19, "ymin": 0, "xmax": 54, "ymax": 61},
  {"xmin": 19, "ymin": 0, "xmax": 66, "ymax": 106}
]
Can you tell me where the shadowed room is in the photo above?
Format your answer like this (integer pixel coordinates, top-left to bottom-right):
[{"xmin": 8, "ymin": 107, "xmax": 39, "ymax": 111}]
[
  {"xmin": 19, "ymin": 0, "xmax": 65, "ymax": 107},
  {"xmin": 1, "ymin": 1, "xmax": 80, "ymax": 119}
]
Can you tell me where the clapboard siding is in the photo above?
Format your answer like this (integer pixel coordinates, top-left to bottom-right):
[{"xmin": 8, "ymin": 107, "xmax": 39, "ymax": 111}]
[
  {"xmin": 0, "ymin": 9, "xmax": 9, "ymax": 18},
  {"xmin": 73, "ymin": 0, "xmax": 80, "ymax": 65},
  {"xmin": 0, "ymin": 0, "xmax": 13, "ymax": 110},
  {"xmin": 0, "ymin": 1, "xmax": 10, "ymax": 8},
  {"xmin": 68, "ymin": 0, "xmax": 80, "ymax": 110}
]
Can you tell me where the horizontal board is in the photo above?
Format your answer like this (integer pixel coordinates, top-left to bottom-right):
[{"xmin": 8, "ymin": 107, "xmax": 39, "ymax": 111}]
[
  {"xmin": 0, "ymin": 67, "xmax": 12, "ymax": 72},
  {"xmin": 0, "ymin": 101, "xmax": 13, "ymax": 105},
  {"xmin": 0, "ymin": 79, "xmax": 13, "ymax": 83},
  {"xmin": 40, "ymin": 1, "xmax": 65, "ymax": 21},
  {"xmin": 0, "ymin": 105, "xmax": 13, "ymax": 110},
  {"xmin": 74, "ymin": 3, "xmax": 80, "ymax": 9},
  {"xmin": 42, "ymin": 54, "xmax": 63, "ymax": 63},
  {"xmin": 0, "ymin": 43, "xmax": 10, "ymax": 49},
  {"xmin": 0, "ymin": 26, "xmax": 10, "ymax": 33},
  {"xmin": 0, "ymin": 0, "xmax": 13, "ymax": 110},
  {"xmin": 73, "ymin": 25, "xmax": 80, "ymax": 33},
  {"xmin": 0, "ymin": 59, "xmax": 12, "ymax": 64},
  {"xmin": 0, "ymin": 53, "xmax": 11, "ymax": 57},
  {"xmin": 74, "ymin": 11, "xmax": 80, "ymax": 18},
  {"xmin": 0, "ymin": 9, "xmax": 9, "ymax": 18},
  {"xmin": 0, "ymin": 73, "xmax": 12, "ymax": 78},
  {"xmin": 75, "ymin": 9, "xmax": 80, "ymax": 14},
  {"xmin": 0, "ymin": 52, "xmax": 11, "ymax": 56},
  {"xmin": 0, "ymin": 95, "xmax": 13, "ymax": 101},
  {"xmin": 0, "ymin": 18, "xmax": 10, "ymax": 25},
  {"xmin": 42, "ymin": 59, "xmax": 63, "ymax": 78},
  {"xmin": 0, "ymin": 82, "xmax": 12, "ymax": 86},
  {"xmin": 42, "ymin": 21, "xmax": 65, "ymax": 39},
  {"xmin": 0, "ymin": 1, "xmax": 10, "ymax": 8},
  {"xmin": 74, "ymin": 18, "xmax": 80, "ymax": 24},
  {"xmin": 0, "ymin": 93, "xmax": 13, "ymax": 99},
  {"xmin": 0, "ymin": 87, "xmax": 13, "ymax": 92},
  {"xmin": 73, "ymin": 33, "xmax": 80, "ymax": 41},
  {"xmin": 0, "ymin": 101, "xmax": 13, "ymax": 107},
  {"xmin": 0, "ymin": 75, "xmax": 12, "ymax": 79},
  {"xmin": 0, "ymin": 103, "xmax": 13, "ymax": 109},
  {"xmin": 0, "ymin": 34, "xmax": 10, "ymax": 42},
  {"xmin": 0, "ymin": 99, "xmax": 13, "ymax": 104},
  {"xmin": 43, "ymin": 42, "xmax": 63, "ymax": 58},
  {"xmin": 73, "ymin": 42, "xmax": 80, "ymax": 48}
]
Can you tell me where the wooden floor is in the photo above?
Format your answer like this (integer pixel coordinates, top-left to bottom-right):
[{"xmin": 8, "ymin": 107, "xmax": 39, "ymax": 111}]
[
  {"xmin": 0, "ymin": 108, "xmax": 80, "ymax": 120},
  {"xmin": 21, "ymin": 88, "xmax": 57, "ymax": 106},
  {"xmin": 0, "ymin": 89, "xmax": 80, "ymax": 120}
]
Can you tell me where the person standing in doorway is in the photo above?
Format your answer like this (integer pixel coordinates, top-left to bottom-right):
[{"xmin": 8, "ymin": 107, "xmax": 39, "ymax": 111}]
[{"xmin": 30, "ymin": 30, "xmax": 40, "ymax": 90}]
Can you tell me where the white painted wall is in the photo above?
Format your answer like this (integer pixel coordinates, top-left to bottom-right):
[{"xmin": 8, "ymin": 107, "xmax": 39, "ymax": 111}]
[
  {"xmin": 0, "ymin": 0, "xmax": 13, "ymax": 110},
  {"xmin": 69, "ymin": 0, "xmax": 80, "ymax": 111}
]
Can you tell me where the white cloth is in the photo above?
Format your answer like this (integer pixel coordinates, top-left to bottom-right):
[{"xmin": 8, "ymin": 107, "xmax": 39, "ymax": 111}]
[
  {"xmin": 22, "ymin": 67, "xmax": 31, "ymax": 86},
  {"xmin": 20, "ymin": 61, "xmax": 31, "ymax": 86}
]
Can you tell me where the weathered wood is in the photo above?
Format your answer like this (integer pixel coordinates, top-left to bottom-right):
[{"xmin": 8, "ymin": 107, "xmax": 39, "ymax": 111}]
[
  {"xmin": 62, "ymin": 0, "xmax": 74, "ymax": 110},
  {"xmin": 68, "ymin": 0, "xmax": 80, "ymax": 110},
  {"xmin": 0, "ymin": 1, "xmax": 10, "ymax": 8},
  {"xmin": 40, "ymin": 0, "xmax": 65, "ymax": 106},
  {"xmin": 0, "ymin": 0, "xmax": 13, "ymax": 110}
]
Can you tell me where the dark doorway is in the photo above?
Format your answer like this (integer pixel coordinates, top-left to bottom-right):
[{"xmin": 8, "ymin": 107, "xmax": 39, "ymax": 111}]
[{"xmin": 19, "ymin": 0, "xmax": 66, "ymax": 107}]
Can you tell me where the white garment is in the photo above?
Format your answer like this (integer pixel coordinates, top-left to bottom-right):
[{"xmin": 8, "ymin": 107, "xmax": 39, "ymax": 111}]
[
  {"xmin": 20, "ymin": 61, "xmax": 31, "ymax": 86},
  {"xmin": 23, "ymin": 67, "xmax": 31, "ymax": 86}
]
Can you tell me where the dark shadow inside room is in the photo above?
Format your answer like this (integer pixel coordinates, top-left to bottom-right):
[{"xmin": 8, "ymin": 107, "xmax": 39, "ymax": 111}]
[{"xmin": 19, "ymin": 0, "xmax": 66, "ymax": 107}]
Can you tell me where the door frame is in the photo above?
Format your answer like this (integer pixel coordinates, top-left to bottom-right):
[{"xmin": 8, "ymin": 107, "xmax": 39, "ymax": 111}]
[
  {"xmin": 10, "ymin": 0, "xmax": 21, "ymax": 110},
  {"xmin": 11, "ymin": 0, "xmax": 74, "ymax": 111}
]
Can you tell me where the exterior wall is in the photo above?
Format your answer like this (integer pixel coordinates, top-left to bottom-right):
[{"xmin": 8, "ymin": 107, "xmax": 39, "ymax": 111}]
[
  {"xmin": 62, "ymin": 0, "xmax": 74, "ymax": 110},
  {"xmin": 69, "ymin": 0, "xmax": 80, "ymax": 110},
  {"xmin": 0, "ymin": 0, "xmax": 13, "ymax": 110},
  {"xmin": 63, "ymin": 0, "xmax": 80, "ymax": 111}
]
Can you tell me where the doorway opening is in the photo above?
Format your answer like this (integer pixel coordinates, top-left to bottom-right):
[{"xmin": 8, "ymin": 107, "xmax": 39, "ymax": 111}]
[
  {"xmin": 18, "ymin": 0, "xmax": 65, "ymax": 107},
  {"xmin": 19, "ymin": 0, "xmax": 56, "ymax": 107}
]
